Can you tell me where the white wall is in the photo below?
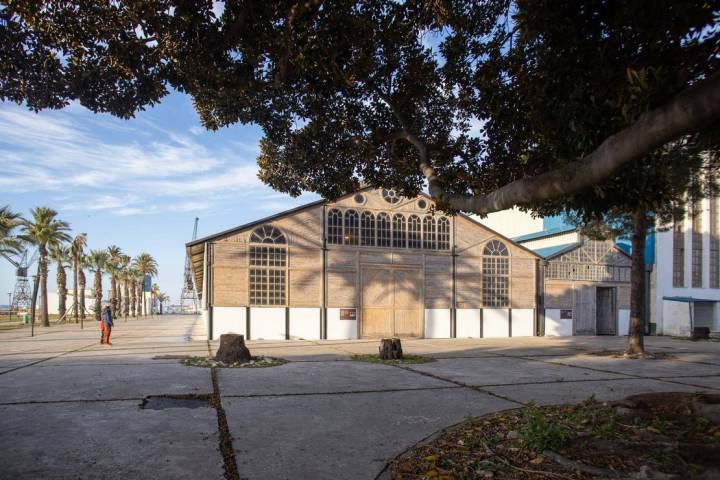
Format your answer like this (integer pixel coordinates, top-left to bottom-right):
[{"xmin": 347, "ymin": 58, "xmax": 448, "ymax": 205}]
[
  {"xmin": 618, "ymin": 309, "xmax": 630, "ymax": 336},
  {"xmin": 545, "ymin": 308, "xmax": 573, "ymax": 336},
  {"xmin": 473, "ymin": 208, "xmax": 544, "ymax": 239},
  {"xmin": 520, "ymin": 231, "xmax": 580, "ymax": 251},
  {"xmin": 212, "ymin": 307, "xmax": 246, "ymax": 340},
  {"xmin": 661, "ymin": 300, "xmax": 692, "ymax": 336},
  {"xmin": 483, "ymin": 308, "xmax": 509, "ymax": 338},
  {"xmin": 424, "ymin": 309, "xmax": 451, "ymax": 338},
  {"xmin": 456, "ymin": 309, "xmax": 481, "ymax": 338},
  {"xmin": 511, "ymin": 309, "xmax": 534, "ymax": 337},
  {"xmin": 327, "ymin": 308, "xmax": 358, "ymax": 340},
  {"xmin": 289, "ymin": 308, "xmax": 321, "ymax": 340},
  {"xmin": 250, "ymin": 307, "xmax": 285, "ymax": 340}
]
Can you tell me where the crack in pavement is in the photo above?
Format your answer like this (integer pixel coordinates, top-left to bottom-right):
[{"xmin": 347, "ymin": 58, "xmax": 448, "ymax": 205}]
[{"xmin": 220, "ymin": 385, "xmax": 463, "ymax": 399}]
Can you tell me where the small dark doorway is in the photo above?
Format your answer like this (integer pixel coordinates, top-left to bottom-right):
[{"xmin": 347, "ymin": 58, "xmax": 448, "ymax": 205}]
[{"xmin": 596, "ymin": 287, "xmax": 616, "ymax": 335}]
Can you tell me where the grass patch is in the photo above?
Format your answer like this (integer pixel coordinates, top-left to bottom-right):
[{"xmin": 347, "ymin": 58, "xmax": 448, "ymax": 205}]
[
  {"xmin": 351, "ymin": 353, "xmax": 434, "ymax": 365},
  {"xmin": 390, "ymin": 393, "xmax": 720, "ymax": 479},
  {"xmin": 182, "ymin": 356, "xmax": 288, "ymax": 368}
]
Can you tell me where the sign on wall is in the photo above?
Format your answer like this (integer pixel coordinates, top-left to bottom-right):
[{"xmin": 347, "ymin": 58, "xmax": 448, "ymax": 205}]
[
  {"xmin": 339, "ymin": 308, "xmax": 357, "ymax": 321},
  {"xmin": 560, "ymin": 309, "xmax": 573, "ymax": 320}
]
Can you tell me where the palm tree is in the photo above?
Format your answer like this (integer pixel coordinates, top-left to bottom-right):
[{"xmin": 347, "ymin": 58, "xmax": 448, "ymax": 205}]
[
  {"xmin": 133, "ymin": 253, "xmax": 158, "ymax": 316},
  {"xmin": 0, "ymin": 205, "xmax": 23, "ymax": 258},
  {"xmin": 20, "ymin": 208, "xmax": 71, "ymax": 327},
  {"xmin": 118, "ymin": 255, "xmax": 131, "ymax": 319},
  {"xmin": 157, "ymin": 292, "xmax": 168, "ymax": 314},
  {"xmin": 78, "ymin": 253, "xmax": 88, "ymax": 321},
  {"xmin": 150, "ymin": 283, "xmax": 160, "ymax": 315},
  {"xmin": 70, "ymin": 233, "xmax": 87, "ymax": 323},
  {"xmin": 105, "ymin": 245, "xmax": 122, "ymax": 318},
  {"xmin": 50, "ymin": 244, "xmax": 71, "ymax": 321},
  {"xmin": 128, "ymin": 267, "xmax": 140, "ymax": 318},
  {"xmin": 87, "ymin": 249, "xmax": 108, "ymax": 322}
]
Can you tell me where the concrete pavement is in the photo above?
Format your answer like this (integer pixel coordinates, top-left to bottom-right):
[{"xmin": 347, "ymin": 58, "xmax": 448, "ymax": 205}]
[{"xmin": 0, "ymin": 315, "xmax": 718, "ymax": 479}]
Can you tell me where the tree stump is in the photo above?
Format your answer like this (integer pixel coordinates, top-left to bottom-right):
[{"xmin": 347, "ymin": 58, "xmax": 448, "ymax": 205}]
[
  {"xmin": 692, "ymin": 327, "xmax": 710, "ymax": 341},
  {"xmin": 215, "ymin": 334, "xmax": 252, "ymax": 363},
  {"xmin": 379, "ymin": 338, "xmax": 403, "ymax": 360}
]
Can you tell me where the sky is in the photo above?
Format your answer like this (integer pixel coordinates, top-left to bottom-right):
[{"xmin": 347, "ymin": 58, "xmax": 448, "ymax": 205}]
[{"xmin": 0, "ymin": 91, "xmax": 320, "ymax": 305}]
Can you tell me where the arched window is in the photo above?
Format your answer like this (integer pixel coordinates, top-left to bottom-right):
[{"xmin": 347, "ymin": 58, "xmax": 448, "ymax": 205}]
[
  {"xmin": 392, "ymin": 214, "xmax": 406, "ymax": 248},
  {"xmin": 482, "ymin": 240, "xmax": 509, "ymax": 307},
  {"xmin": 437, "ymin": 217, "xmax": 450, "ymax": 250},
  {"xmin": 327, "ymin": 209, "xmax": 342, "ymax": 245},
  {"xmin": 344, "ymin": 210, "xmax": 359, "ymax": 245},
  {"xmin": 249, "ymin": 225, "xmax": 287, "ymax": 306},
  {"xmin": 377, "ymin": 213, "xmax": 391, "ymax": 247},
  {"xmin": 422, "ymin": 217, "xmax": 436, "ymax": 250},
  {"xmin": 361, "ymin": 211, "xmax": 375, "ymax": 246},
  {"xmin": 408, "ymin": 215, "xmax": 421, "ymax": 249}
]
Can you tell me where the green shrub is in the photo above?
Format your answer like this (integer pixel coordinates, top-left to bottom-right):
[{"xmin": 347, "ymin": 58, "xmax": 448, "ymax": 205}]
[{"xmin": 521, "ymin": 404, "xmax": 571, "ymax": 452}]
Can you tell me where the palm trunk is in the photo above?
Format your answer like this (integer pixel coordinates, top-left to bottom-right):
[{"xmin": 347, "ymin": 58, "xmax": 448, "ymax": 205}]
[
  {"xmin": 130, "ymin": 282, "xmax": 137, "ymax": 318},
  {"xmin": 136, "ymin": 281, "xmax": 142, "ymax": 317},
  {"xmin": 123, "ymin": 280, "xmax": 130, "ymax": 318},
  {"xmin": 626, "ymin": 211, "xmax": 648, "ymax": 355},
  {"xmin": 72, "ymin": 257, "xmax": 79, "ymax": 323},
  {"xmin": 57, "ymin": 261, "xmax": 67, "ymax": 320},
  {"xmin": 39, "ymin": 247, "xmax": 49, "ymax": 327},
  {"xmin": 94, "ymin": 270, "xmax": 102, "ymax": 321},
  {"xmin": 79, "ymin": 269, "xmax": 86, "ymax": 321},
  {"xmin": 110, "ymin": 276, "xmax": 117, "ymax": 318}
]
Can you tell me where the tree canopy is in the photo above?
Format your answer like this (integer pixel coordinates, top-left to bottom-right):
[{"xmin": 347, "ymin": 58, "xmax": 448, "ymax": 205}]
[{"xmin": 2, "ymin": 0, "xmax": 718, "ymax": 215}]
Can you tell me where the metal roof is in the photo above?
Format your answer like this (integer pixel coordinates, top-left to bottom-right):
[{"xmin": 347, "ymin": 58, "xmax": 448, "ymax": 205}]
[
  {"xmin": 512, "ymin": 226, "xmax": 578, "ymax": 243},
  {"xmin": 531, "ymin": 242, "xmax": 580, "ymax": 259}
]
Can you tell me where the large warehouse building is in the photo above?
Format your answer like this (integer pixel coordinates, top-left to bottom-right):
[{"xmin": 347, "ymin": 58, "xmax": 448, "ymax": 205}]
[{"xmin": 186, "ymin": 188, "xmax": 542, "ymax": 340}]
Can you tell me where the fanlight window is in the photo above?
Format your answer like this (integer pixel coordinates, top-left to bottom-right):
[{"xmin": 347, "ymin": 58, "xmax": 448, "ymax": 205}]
[
  {"xmin": 377, "ymin": 213, "xmax": 391, "ymax": 247},
  {"xmin": 361, "ymin": 212, "xmax": 375, "ymax": 246},
  {"xmin": 249, "ymin": 225, "xmax": 287, "ymax": 306},
  {"xmin": 482, "ymin": 240, "xmax": 509, "ymax": 307},
  {"xmin": 382, "ymin": 188, "xmax": 401, "ymax": 204},
  {"xmin": 392, "ymin": 214, "xmax": 407, "ymax": 248},
  {"xmin": 328, "ymin": 208, "xmax": 342, "ymax": 245},
  {"xmin": 408, "ymin": 215, "xmax": 421, "ymax": 249},
  {"xmin": 344, "ymin": 210, "xmax": 359, "ymax": 245}
]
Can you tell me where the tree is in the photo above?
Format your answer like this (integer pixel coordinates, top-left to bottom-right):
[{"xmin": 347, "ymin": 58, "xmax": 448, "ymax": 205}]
[
  {"xmin": 129, "ymin": 267, "xmax": 140, "ymax": 318},
  {"xmin": 70, "ymin": 233, "xmax": 87, "ymax": 323},
  {"xmin": 105, "ymin": 245, "xmax": 123, "ymax": 318},
  {"xmin": 50, "ymin": 243, "xmax": 70, "ymax": 321},
  {"xmin": 150, "ymin": 283, "xmax": 159, "ymax": 315},
  {"xmin": 20, "ymin": 207, "xmax": 71, "ymax": 327},
  {"xmin": 86, "ymin": 249, "xmax": 108, "ymax": 322},
  {"xmin": 133, "ymin": 253, "xmax": 158, "ymax": 316},
  {"xmin": 0, "ymin": 205, "xmax": 22, "ymax": 258},
  {"xmin": 78, "ymin": 253, "xmax": 88, "ymax": 322},
  {"xmin": 157, "ymin": 292, "xmax": 168, "ymax": 315},
  {"xmin": 116, "ymin": 254, "xmax": 131, "ymax": 319}
]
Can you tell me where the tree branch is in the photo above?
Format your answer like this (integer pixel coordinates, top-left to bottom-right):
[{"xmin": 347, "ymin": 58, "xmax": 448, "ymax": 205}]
[{"xmin": 427, "ymin": 70, "xmax": 720, "ymax": 215}]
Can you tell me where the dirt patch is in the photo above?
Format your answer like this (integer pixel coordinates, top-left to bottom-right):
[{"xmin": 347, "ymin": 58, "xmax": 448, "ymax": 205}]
[
  {"xmin": 389, "ymin": 392, "xmax": 720, "ymax": 479},
  {"xmin": 584, "ymin": 350, "xmax": 676, "ymax": 360},
  {"xmin": 139, "ymin": 394, "xmax": 211, "ymax": 410},
  {"xmin": 351, "ymin": 354, "xmax": 434, "ymax": 365},
  {"xmin": 182, "ymin": 355, "xmax": 288, "ymax": 368}
]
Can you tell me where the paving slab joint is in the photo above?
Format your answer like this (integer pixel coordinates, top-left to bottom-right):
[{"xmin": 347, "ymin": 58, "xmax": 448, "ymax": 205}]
[{"xmin": 211, "ymin": 367, "xmax": 240, "ymax": 480}]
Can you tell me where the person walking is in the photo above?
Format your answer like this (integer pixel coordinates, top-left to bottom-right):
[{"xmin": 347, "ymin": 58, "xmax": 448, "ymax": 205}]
[{"xmin": 101, "ymin": 305, "xmax": 114, "ymax": 346}]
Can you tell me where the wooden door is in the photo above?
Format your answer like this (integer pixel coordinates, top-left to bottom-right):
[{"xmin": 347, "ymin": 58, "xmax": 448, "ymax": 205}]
[
  {"xmin": 361, "ymin": 268, "xmax": 393, "ymax": 337},
  {"xmin": 393, "ymin": 268, "xmax": 423, "ymax": 337},
  {"xmin": 596, "ymin": 287, "xmax": 616, "ymax": 335}
]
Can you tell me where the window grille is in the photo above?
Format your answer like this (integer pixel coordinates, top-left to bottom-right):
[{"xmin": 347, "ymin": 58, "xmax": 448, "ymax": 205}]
[
  {"xmin": 361, "ymin": 211, "xmax": 375, "ymax": 246},
  {"xmin": 328, "ymin": 209, "xmax": 342, "ymax": 245},
  {"xmin": 482, "ymin": 240, "xmax": 509, "ymax": 307},
  {"xmin": 673, "ymin": 211, "xmax": 685, "ymax": 287},
  {"xmin": 382, "ymin": 189, "xmax": 401, "ymax": 204},
  {"xmin": 545, "ymin": 262, "xmax": 630, "ymax": 282},
  {"xmin": 423, "ymin": 217, "xmax": 436, "ymax": 250},
  {"xmin": 437, "ymin": 217, "xmax": 450, "ymax": 250},
  {"xmin": 344, "ymin": 210, "xmax": 359, "ymax": 245},
  {"xmin": 249, "ymin": 226, "xmax": 287, "ymax": 305},
  {"xmin": 711, "ymin": 197, "xmax": 719, "ymax": 289},
  {"xmin": 393, "ymin": 214, "xmax": 406, "ymax": 248},
  {"xmin": 408, "ymin": 215, "xmax": 421, "ymax": 249},
  {"xmin": 692, "ymin": 200, "xmax": 703, "ymax": 288},
  {"xmin": 377, "ymin": 213, "xmax": 391, "ymax": 247}
]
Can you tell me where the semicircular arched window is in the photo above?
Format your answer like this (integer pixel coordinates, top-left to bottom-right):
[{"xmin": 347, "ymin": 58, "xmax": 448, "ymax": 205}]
[
  {"xmin": 327, "ymin": 208, "xmax": 342, "ymax": 245},
  {"xmin": 482, "ymin": 240, "xmax": 509, "ymax": 307},
  {"xmin": 408, "ymin": 215, "xmax": 421, "ymax": 249},
  {"xmin": 437, "ymin": 217, "xmax": 450, "ymax": 250},
  {"xmin": 249, "ymin": 224, "xmax": 286, "ymax": 244},
  {"xmin": 344, "ymin": 210, "xmax": 359, "ymax": 245},
  {"xmin": 249, "ymin": 225, "xmax": 287, "ymax": 306}
]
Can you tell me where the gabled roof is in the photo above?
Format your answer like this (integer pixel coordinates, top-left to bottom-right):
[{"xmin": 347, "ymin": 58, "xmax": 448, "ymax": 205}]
[
  {"xmin": 531, "ymin": 242, "xmax": 580, "ymax": 260},
  {"xmin": 512, "ymin": 226, "xmax": 578, "ymax": 243}
]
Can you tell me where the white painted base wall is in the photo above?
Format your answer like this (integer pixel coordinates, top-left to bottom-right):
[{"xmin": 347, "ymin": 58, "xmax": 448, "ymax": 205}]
[
  {"xmin": 511, "ymin": 309, "xmax": 534, "ymax": 337},
  {"xmin": 201, "ymin": 309, "xmax": 210, "ymax": 339},
  {"xmin": 456, "ymin": 309, "xmax": 481, "ymax": 338},
  {"xmin": 327, "ymin": 308, "xmax": 358, "ymax": 340},
  {"xmin": 289, "ymin": 308, "xmax": 321, "ymax": 340},
  {"xmin": 545, "ymin": 309, "xmax": 573, "ymax": 336},
  {"xmin": 424, "ymin": 309, "xmax": 451, "ymax": 338},
  {"xmin": 212, "ymin": 307, "xmax": 246, "ymax": 340},
  {"xmin": 662, "ymin": 300, "xmax": 692, "ymax": 336},
  {"xmin": 618, "ymin": 309, "xmax": 630, "ymax": 336},
  {"xmin": 484, "ymin": 309, "xmax": 510, "ymax": 338},
  {"xmin": 250, "ymin": 307, "xmax": 285, "ymax": 340}
]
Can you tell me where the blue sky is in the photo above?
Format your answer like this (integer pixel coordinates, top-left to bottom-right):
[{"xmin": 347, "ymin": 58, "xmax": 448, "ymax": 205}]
[{"xmin": 0, "ymin": 91, "xmax": 320, "ymax": 304}]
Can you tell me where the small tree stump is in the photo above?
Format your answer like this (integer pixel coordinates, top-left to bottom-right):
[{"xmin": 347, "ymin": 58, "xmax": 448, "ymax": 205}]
[
  {"xmin": 692, "ymin": 327, "xmax": 710, "ymax": 341},
  {"xmin": 215, "ymin": 334, "xmax": 252, "ymax": 363},
  {"xmin": 379, "ymin": 338, "xmax": 403, "ymax": 360}
]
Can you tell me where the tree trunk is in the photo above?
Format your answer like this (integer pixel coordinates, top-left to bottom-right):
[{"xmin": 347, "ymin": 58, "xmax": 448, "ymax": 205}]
[
  {"xmin": 136, "ymin": 282, "xmax": 142, "ymax": 317},
  {"xmin": 626, "ymin": 211, "xmax": 648, "ymax": 356},
  {"xmin": 39, "ymin": 248, "xmax": 49, "ymax": 327},
  {"xmin": 79, "ymin": 269, "xmax": 86, "ymax": 321},
  {"xmin": 215, "ymin": 334, "xmax": 252, "ymax": 363},
  {"xmin": 57, "ymin": 262, "xmax": 66, "ymax": 320},
  {"xmin": 131, "ymin": 282, "xmax": 136, "ymax": 317},
  {"xmin": 379, "ymin": 338, "xmax": 403, "ymax": 360},
  {"xmin": 94, "ymin": 271, "xmax": 102, "ymax": 321},
  {"xmin": 110, "ymin": 276, "xmax": 117, "ymax": 318},
  {"xmin": 123, "ymin": 280, "xmax": 130, "ymax": 318},
  {"xmin": 72, "ymin": 257, "xmax": 79, "ymax": 323}
]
